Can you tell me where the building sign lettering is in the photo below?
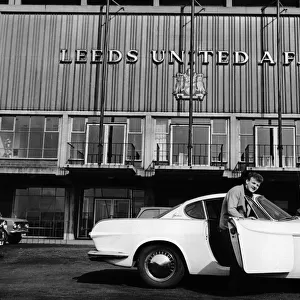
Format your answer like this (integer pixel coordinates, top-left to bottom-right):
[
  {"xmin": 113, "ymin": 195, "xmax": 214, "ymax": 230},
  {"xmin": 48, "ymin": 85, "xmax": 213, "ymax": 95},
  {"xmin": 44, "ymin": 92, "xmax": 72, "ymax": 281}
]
[{"xmin": 60, "ymin": 49, "xmax": 300, "ymax": 66}]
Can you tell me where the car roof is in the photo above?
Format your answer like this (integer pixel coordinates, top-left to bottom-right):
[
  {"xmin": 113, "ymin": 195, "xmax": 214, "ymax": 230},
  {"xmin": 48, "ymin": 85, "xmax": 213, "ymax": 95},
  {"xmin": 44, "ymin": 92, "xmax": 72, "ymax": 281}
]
[
  {"xmin": 139, "ymin": 207, "xmax": 170, "ymax": 210},
  {"xmin": 183, "ymin": 193, "xmax": 226, "ymax": 205}
]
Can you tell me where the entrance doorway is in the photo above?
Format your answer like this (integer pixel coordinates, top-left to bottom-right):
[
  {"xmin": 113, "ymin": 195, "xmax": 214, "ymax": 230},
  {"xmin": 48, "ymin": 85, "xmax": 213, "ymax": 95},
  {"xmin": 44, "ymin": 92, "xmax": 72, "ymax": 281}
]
[{"xmin": 94, "ymin": 199, "xmax": 130, "ymax": 223}]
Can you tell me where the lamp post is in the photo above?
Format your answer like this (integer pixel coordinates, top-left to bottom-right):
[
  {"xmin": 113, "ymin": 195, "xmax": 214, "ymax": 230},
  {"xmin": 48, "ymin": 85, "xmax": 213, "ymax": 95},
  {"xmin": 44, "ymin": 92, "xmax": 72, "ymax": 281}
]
[
  {"xmin": 98, "ymin": 0, "xmax": 110, "ymax": 166},
  {"xmin": 188, "ymin": 0, "xmax": 195, "ymax": 167},
  {"xmin": 277, "ymin": 0, "xmax": 283, "ymax": 167}
]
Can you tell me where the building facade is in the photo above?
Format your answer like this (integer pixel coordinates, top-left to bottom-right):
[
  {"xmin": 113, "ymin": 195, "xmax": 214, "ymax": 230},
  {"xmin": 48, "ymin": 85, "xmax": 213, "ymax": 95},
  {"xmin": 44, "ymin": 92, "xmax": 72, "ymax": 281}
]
[{"xmin": 1, "ymin": 0, "xmax": 300, "ymax": 240}]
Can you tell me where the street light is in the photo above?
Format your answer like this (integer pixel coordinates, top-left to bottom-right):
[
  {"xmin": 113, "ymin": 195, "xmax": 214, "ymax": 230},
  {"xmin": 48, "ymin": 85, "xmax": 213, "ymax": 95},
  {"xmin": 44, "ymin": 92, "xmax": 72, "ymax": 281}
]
[
  {"xmin": 188, "ymin": 0, "xmax": 195, "ymax": 167},
  {"xmin": 98, "ymin": 0, "xmax": 110, "ymax": 166}
]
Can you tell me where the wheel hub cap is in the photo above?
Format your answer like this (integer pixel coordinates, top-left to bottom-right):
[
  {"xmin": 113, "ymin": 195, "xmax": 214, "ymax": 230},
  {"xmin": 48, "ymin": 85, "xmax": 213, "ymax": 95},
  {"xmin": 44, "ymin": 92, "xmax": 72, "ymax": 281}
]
[{"xmin": 145, "ymin": 250, "xmax": 176, "ymax": 282}]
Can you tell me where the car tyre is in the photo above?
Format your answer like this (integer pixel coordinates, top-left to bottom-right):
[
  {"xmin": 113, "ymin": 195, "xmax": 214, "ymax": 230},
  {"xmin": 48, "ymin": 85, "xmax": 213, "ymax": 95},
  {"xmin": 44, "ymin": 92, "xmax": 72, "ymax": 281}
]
[
  {"xmin": 137, "ymin": 244, "xmax": 185, "ymax": 288},
  {"xmin": 8, "ymin": 233, "xmax": 22, "ymax": 244},
  {"xmin": 0, "ymin": 230, "xmax": 5, "ymax": 246}
]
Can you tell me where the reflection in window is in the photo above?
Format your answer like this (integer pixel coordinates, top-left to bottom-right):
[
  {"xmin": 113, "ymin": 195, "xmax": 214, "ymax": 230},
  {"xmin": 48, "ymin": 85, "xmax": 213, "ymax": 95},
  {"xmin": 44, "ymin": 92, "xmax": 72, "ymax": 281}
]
[{"xmin": 0, "ymin": 116, "xmax": 59, "ymax": 159}]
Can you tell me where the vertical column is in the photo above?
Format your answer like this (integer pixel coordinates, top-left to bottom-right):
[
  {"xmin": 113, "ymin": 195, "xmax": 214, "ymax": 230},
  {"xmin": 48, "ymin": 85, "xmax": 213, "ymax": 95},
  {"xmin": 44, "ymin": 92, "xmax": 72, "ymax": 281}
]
[
  {"xmin": 143, "ymin": 114, "xmax": 155, "ymax": 169},
  {"xmin": 12, "ymin": 0, "xmax": 21, "ymax": 4},
  {"xmin": 230, "ymin": 116, "xmax": 239, "ymax": 171},
  {"xmin": 58, "ymin": 113, "xmax": 69, "ymax": 168},
  {"xmin": 225, "ymin": 0, "xmax": 232, "ymax": 7},
  {"xmin": 63, "ymin": 188, "xmax": 75, "ymax": 240}
]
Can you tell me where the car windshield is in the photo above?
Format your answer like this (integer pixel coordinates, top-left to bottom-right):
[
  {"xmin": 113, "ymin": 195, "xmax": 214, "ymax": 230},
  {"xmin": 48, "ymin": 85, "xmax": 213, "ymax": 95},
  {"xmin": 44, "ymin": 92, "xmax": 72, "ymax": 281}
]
[{"xmin": 256, "ymin": 196, "xmax": 293, "ymax": 221}]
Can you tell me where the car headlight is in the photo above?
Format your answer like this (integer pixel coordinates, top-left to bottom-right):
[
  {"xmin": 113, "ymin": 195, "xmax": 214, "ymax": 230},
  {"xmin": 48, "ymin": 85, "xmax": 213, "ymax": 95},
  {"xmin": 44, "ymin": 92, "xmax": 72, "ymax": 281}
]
[
  {"xmin": 25, "ymin": 223, "xmax": 29, "ymax": 229},
  {"xmin": 13, "ymin": 222, "xmax": 17, "ymax": 229}
]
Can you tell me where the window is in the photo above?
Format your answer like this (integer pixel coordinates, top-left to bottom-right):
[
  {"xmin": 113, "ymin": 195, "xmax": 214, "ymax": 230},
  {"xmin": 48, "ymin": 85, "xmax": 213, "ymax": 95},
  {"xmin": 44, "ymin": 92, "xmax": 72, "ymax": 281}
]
[
  {"xmin": 185, "ymin": 201, "xmax": 205, "ymax": 219},
  {"xmin": 295, "ymin": 121, "xmax": 300, "ymax": 165},
  {"xmin": 14, "ymin": 188, "xmax": 65, "ymax": 238},
  {"xmin": 0, "ymin": 116, "xmax": 59, "ymax": 159},
  {"xmin": 69, "ymin": 117, "xmax": 143, "ymax": 164},
  {"xmin": 255, "ymin": 126, "xmax": 295, "ymax": 167},
  {"xmin": 78, "ymin": 188, "xmax": 145, "ymax": 238},
  {"xmin": 155, "ymin": 119, "xmax": 170, "ymax": 162},
  {"xmin": 127, "ymin": 118, "xmax": 143, "ymax": 161},
  {"xmin": 239, "ymin": 119, "xmax": 254, "ymax": 162},
  {"xmin": 211, "ymin": 119, "xmax": 228, "ymax": 163},
  {"xmin": 171, "ymin": 124, "xmax": 210, "ymax": 166}
]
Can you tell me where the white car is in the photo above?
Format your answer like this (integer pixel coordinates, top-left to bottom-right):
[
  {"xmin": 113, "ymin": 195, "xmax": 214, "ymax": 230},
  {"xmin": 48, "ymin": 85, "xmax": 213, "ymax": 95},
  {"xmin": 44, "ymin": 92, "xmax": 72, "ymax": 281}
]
[{"xmin": 88, "ymin": 193, "xmax": 300, "ymax": 288}]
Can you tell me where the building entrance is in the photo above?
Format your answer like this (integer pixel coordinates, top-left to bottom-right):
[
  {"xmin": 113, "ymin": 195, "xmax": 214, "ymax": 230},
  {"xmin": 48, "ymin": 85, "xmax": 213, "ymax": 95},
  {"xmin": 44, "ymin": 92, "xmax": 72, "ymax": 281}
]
[{"xmin": 94, "ymin": 198, "xmax": 130, "ymax": 223}]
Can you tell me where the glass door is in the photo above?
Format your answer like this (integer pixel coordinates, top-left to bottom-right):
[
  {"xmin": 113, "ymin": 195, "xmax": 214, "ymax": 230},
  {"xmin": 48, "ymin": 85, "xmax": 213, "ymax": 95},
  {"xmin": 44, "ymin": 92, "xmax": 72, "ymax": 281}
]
[
  {"xmin": 171, "ymin": 125, "xmax": 188, "ymax": 165},
  {"xmin": 255, "ymin": 126, "xmax": 295, "ymax": 167},
  {"xmin": 170, "ymin": 125, "xmax": 210, "ymax": 166},
  {"xmin": 94, "ymin": 199, "xmax": 130, "ymax": 224},
  {"xmin": 103, "ymin": 124, "xmax": 126, "ymax": 164},
  {"xmin": 85, "ymin": 124, "xmax": 126, "ymax": 164}
]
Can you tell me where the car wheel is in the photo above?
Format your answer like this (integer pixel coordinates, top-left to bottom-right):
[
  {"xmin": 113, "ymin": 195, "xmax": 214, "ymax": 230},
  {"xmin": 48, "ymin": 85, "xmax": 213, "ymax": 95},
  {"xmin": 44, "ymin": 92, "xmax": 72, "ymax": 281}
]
[
  {"xmin": 137, "ymin": 244, "xmax": 185, "ymax": 288},
  {"xmin": 0, "ymin": 230, "xmax": 5, "ymax": 246},
  {"xmin": 8, "ymin": 233, "xmax": 22, "ymax": 244}
]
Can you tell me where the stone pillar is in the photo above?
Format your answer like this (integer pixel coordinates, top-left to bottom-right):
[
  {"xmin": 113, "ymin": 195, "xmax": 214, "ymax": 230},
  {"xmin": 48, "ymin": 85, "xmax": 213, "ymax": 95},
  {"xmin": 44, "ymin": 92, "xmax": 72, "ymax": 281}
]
[
  {"xmin": 10, "ymin": 0, "xmax": 21, "ymax": 4},
  {"xmin": 58, "ymin": 113, "xmax": 69, "ymax": 168},
  {"xmin": 230, "ymin": 116, "xmax": 239, "ymax": 171},
  {"xmin": 63, "ymin": 188, "xmax": 75, "ymax": 240},
  {"xmin": 143, "ymin": 114, "xmax": 155, "ymax": 169}
]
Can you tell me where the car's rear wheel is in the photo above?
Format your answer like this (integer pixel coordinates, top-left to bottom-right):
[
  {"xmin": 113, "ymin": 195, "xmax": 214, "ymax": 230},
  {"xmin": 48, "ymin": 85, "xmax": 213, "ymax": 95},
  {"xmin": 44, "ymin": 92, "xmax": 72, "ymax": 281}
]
[{"xmin": 137, "ymin": 244, "xmax": 185, "ymax": 288}]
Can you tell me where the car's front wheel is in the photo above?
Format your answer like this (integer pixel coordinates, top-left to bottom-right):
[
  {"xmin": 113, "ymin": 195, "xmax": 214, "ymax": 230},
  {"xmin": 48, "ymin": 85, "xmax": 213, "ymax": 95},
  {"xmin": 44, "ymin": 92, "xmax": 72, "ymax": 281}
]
[
  {"xmin": 0, "ymin": 229, "xmax": 5, "ymax": 246},
  {"xmin": 137, "ymin": 244, "xmax": 185, "ymax": 288},
  {"xmin": 8, "ymin": 233, "xmax": 22, "ymax": 244}
]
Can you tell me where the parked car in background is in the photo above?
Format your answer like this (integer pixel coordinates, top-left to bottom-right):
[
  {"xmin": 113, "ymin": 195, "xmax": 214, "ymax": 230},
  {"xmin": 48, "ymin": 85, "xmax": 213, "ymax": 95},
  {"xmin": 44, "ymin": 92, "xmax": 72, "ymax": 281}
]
[
  {"xmin": 88, "ymin": 193, "xmax": 300, "ymax": 288},
  {"xmin": 136, "ymin": 207, "xmax": 171, "ymax": 218},
  {"xmin": 0, "ymin": 219, "xmax": 7, "ymax": 246},
  {"xmin": 0, "ymin": 214, "xmax": 29, "ymax": 244}
]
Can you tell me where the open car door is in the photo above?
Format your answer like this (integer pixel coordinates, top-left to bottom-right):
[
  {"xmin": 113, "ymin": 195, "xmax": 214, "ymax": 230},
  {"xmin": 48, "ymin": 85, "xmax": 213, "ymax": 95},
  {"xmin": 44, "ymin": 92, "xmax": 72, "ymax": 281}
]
[{"xmin": 228, "ymin": 218, "xmax": 294, "ymax": 274}]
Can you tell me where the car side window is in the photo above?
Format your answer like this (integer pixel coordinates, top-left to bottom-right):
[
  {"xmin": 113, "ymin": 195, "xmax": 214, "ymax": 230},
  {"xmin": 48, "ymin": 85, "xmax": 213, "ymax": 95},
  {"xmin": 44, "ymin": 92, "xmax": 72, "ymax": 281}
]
[{"xmin": 185, "ymin": 201, "xmax": 205, "ymax": 219}]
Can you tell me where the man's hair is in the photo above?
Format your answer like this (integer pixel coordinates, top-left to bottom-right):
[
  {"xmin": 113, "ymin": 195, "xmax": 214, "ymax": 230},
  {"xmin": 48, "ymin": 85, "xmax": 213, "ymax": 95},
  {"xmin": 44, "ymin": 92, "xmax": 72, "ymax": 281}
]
[{"xmin": 245, "ymin": 171, "xmax": 264, "ymax": 183}]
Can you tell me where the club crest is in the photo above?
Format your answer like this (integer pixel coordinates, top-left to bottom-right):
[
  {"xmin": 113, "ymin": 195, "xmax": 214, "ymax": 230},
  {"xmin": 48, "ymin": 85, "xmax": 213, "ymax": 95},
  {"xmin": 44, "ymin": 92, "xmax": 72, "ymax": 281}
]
[{"xmin": 173, "ymin": 69, "xmax": 207, "ymax": 101}]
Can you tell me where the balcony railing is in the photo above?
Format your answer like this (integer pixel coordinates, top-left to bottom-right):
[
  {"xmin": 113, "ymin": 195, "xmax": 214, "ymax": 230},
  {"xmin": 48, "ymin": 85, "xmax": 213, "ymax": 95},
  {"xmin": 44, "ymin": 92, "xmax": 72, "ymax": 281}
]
[
  {"xmin": 155, "ymin": 143, "xmax": 227, "ymax": 167},
  {"xmin": 240, "ymin": 144, "xmax": 300, "ymax": 168},
  {"xmin": 67, "ymin": 142, "xmax": 138, "ymax": 166}
]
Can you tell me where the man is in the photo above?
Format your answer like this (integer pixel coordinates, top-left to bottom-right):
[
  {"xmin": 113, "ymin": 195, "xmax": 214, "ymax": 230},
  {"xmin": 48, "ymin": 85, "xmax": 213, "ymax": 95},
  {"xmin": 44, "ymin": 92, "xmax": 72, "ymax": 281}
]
[
  {"xmin": 219, "ymin": 171, "xmax": 264, "ymax": 294},
  {"xmin": 219, "ymin": 171, "xmax": 264, "ymax": 231}
]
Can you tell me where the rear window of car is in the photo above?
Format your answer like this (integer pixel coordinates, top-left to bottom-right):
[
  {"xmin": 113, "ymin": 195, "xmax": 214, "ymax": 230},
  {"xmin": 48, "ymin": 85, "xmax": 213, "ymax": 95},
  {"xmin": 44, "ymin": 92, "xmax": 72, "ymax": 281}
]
[
  {"xmin": 184, "ymin": 201, "xmax": 205, "ymax": 219},
  {"xmin": 138, "ymin": 209, "xmax": 161, "ymax": 218}
]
